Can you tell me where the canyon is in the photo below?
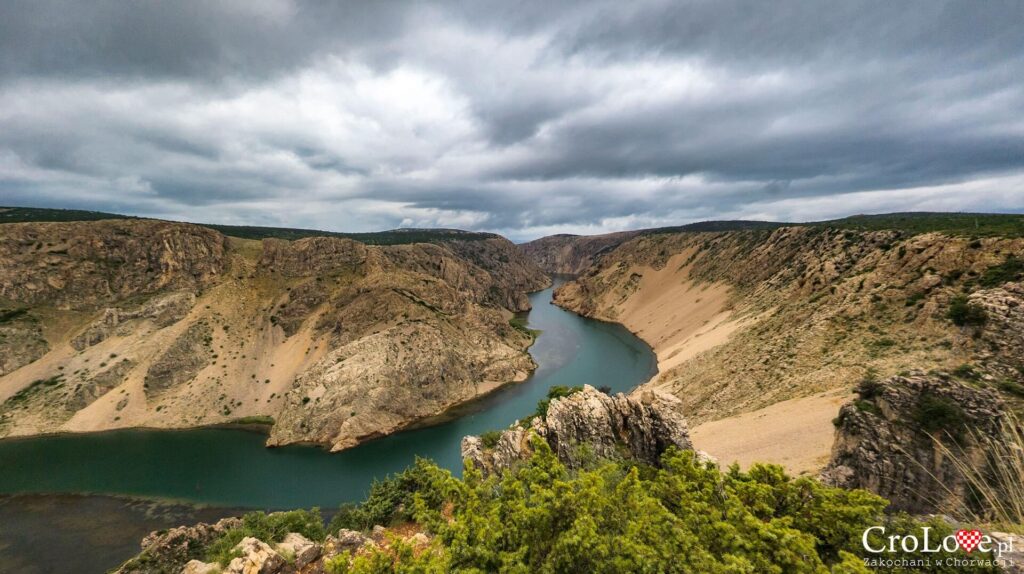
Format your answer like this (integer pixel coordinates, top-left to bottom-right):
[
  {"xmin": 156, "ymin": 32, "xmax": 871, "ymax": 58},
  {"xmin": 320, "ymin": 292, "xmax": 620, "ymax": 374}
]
[{"xmin": 0, "ymin": 216, "xmax": 548, "ymax": 451}]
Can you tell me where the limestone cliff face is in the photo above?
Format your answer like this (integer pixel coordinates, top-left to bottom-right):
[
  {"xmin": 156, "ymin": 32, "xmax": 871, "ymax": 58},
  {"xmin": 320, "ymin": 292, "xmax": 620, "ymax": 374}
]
[
  {"xmin": 461, "ymin": 385, "xmax": 693, "ymax": 474},
  {"xmin": 0, "ymin": 220, "xmax": 548, "ymax": 450},
  {"xmin": 550, "ymin": 227, "xmax": 1024, "ymax": 425},
  {"xmin": 821, "ymin": 372, "xmax": 1005, "ymax": 513},
  {"xmin": 518, "ymin": 231, "xmax": 642, "ymax": 275},
  {"xmin": 0, "ymin": 219, "xmax": 228, "ymax": 308}
]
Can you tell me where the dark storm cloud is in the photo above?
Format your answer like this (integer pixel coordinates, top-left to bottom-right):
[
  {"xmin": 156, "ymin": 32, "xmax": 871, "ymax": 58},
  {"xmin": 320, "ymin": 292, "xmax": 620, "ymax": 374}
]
[{"xmin": 0, "ymin": 0, "xmax": 1022, "ymax": 239}]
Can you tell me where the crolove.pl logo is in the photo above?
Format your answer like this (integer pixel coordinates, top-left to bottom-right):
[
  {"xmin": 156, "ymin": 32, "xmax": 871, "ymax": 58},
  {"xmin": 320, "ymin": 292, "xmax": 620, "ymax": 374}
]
[{"xmin": 861, "ymin": 526, "xmax": 1015, "ymax": 569}]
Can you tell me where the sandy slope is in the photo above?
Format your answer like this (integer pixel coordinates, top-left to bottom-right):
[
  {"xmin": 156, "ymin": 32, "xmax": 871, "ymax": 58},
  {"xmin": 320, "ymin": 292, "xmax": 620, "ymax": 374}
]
[
  {"xmin": 690, "ymin": 388, "xmax": 852, "ymax": 475},
  {"xmin": 556, "ymin": 249, "xmax": 849, "ymax": 474}
]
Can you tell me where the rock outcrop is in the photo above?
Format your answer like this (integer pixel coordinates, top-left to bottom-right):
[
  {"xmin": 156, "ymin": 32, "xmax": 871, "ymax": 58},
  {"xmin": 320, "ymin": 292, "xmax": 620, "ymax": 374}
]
[
  {"xmin": 0, "ymin": 219, "xmax": 549, "ymax": 450},
  {"xmin": 117, "ymin": 521, "xmax": 428, "ymax": 574},
  {"xmin": 462, "ymin": 385, "xmax": 694, "ymax": 474},
  {"xmin": 115, "ymin": 517, "xmax": 242, "ymax": 574},
  {"xmin": 821, "ymin": 372, "xmax": 1005, "ymax": 513}
]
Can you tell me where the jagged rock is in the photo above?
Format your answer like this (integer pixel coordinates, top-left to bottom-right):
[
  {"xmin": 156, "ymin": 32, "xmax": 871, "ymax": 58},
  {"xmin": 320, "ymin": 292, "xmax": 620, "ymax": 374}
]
[
  {"xmin": 71, "ymin": 291, "xmax": 196, "ymax": 350},
  {"xmin": 821, "ymin": 372, "xmax": 1004, "ymax": 513},
  {"xmin": 276, "ymin": 532, "xmax": 320, "ymax": 568},
  {"xmin": 462, "ymin": 385, "xmax": 692, "ymax": 474},
  {"xmin": 115, "ymin": 517, "xmax": 241, "ymax": 574},
  {"xmin": 143, "ymin": 322, "xmax": 213, "ymax": 397},
  {"xmin": 326, "ymin": 529, "xmax": 371, "ymax": 555},
  {"xmin": 226, "ymin": 537, "xmax": 285, "ymax": 574}
]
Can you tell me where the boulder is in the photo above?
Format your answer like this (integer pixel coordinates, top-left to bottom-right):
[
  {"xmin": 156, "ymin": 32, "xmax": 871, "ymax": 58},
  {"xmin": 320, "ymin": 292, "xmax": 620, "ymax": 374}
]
[
  {"xmin": 275, "ymin": 532, "xmax": 320, "ymax": 569},
  {"xmin": 225, "ymin": 537, "xmax": 285, "ymax": 574}
]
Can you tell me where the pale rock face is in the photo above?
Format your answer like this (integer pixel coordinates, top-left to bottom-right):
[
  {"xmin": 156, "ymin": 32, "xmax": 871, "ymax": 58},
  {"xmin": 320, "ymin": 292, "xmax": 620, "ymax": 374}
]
[
  {"xmin": 226, "ymin": 537, "xmax": 285, "ymax": 574},
  {"xmin": 275, "ymin": 532, "xmax": 320, "ymax": 568},
  {"xmin": 462, "ymin": 385, "xmax": 693, "ymax": 474},
  {"xmin": 71, "ymin": 291, "xmax": 196, "ymax": 350}
]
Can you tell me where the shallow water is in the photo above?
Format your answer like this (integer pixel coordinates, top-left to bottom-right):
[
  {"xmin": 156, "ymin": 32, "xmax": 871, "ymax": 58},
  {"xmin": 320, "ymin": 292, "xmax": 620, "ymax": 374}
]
[{"xmin": 0, "ymin": 283, "xmax": 657, "ymax": 509}]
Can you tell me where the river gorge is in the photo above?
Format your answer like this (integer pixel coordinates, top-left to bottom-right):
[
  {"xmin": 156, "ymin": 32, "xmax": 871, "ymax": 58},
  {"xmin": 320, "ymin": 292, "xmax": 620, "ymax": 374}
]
[{"xmin": 0, "ymin": 281, "xmax": 657, "ymax": 572}]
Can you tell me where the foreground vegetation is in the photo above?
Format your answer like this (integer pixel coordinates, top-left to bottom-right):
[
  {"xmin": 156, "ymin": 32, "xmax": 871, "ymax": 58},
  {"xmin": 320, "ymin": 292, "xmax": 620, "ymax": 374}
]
[{"xmin": 177, "ymin": 440, "xmax": 1002, "ymax": 573}]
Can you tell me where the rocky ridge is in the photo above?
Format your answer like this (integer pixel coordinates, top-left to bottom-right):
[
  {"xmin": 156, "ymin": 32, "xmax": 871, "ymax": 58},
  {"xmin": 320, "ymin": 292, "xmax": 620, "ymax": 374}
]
[
  {"xmin": 551, "ymin": 227, "xmax": 1024, "ymax": 425},
  {"xmin": 0, "ymin": 219, "xmax": 549, "ymax": 450},
  {"xmin": 461, "ymin": 384, "xmax": 695, "ymax": 474}
]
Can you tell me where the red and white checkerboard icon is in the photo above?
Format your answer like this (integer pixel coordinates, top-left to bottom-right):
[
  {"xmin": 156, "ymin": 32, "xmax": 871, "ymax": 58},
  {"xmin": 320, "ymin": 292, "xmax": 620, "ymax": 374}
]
[{"xmin": 956, "ymin": 529, "xmax": 983, "ymax": 553}]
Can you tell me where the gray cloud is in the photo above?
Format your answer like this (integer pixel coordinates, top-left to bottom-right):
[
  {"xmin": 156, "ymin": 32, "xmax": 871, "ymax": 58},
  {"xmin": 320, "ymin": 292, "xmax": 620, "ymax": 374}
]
[{"xmin": 0, "ymin": 0, "xmax": 1022, "ymax": 240}]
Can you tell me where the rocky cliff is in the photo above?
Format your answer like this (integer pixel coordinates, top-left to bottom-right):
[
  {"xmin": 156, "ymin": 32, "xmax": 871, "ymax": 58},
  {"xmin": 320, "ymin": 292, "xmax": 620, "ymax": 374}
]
[
  {"xmin": 461, "ymin": 385, "xmax": 695, "ymax": 474},
  {"xmin": 0, "ymin": 219, "xmax": 549, "ymax": 450},
  {"xmin": 821, "ymin": 372, "xmax": 1006, "ymax": 513}
]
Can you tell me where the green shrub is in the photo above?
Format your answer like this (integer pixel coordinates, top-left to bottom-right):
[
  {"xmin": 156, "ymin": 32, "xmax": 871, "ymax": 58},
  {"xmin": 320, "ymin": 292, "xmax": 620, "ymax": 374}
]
[
  {"xmin": 947, "ymin": 295, "xmax": 987, "ymax": 326},
  {"xmin": 913, "ymin": 394, "xmax": 967, "ymax": 438},
  {"xmin": 0, "ymin": 308, "xmax": 28, "ymax": 324},
  {"xmin": 328, "ymin": 439, "xmax": 998, "ymax": 573},
  {"xmin": 856, "ymin": 370, "xmax": 883, "ymax": 399},
  {"xmin": 952, "ymin": 363, "xmax": 980, "ymax": 380},
  {"xmin": 978, "ymin": 255, "xmax": 1023, "ymax": 288},
  {"xmin": 532, "ymin": 385, "xmax": 583, "ymax": 419},
  {"xmin": 854, "ymin": 400, "xmax": 882, "ymax": 417},
  {"xmin": 997, "ymin": 379, "xmax": 1024, "ymax": 398},
  {"xmin": 327, "ymin": 458, "xmax": 448, "ymax": 533},
  {"xmin": 479, "ymin": 430, "xmax": 502, "ymax": 449},
  {"xmin": 508, "ymin": 316, "xmax": 540, "ymax": 339},
  {"xmin": 205, "ymin": 509, "xmax": 325, "ymax": 566}
]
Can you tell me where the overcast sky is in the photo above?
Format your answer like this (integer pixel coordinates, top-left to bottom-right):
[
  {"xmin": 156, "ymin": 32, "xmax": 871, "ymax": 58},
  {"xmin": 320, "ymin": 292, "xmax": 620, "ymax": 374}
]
[{"xmin": 1, "ymin": 1, "xmax": 1022, "ymax": 240}]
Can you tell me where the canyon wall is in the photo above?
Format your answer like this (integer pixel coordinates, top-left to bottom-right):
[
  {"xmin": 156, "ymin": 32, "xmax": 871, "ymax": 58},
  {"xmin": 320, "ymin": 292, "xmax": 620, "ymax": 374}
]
[{"xmin": 0, "ymin": 219, "xmax": 549, "ymax": 451}]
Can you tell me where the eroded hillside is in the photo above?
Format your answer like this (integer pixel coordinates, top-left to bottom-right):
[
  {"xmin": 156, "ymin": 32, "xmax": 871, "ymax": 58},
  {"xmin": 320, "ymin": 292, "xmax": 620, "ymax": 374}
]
[
  {"xmin": 551, "ymin": 226, "xmax": 1024, "ymax": 429},
  {"xmin": 0, "ymin": 219, "xmax": 549, "ymax": 450}
]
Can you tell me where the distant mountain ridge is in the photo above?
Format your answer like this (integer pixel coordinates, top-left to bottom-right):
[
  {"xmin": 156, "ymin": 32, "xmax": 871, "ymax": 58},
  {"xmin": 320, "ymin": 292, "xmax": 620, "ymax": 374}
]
[{"xmin": 0, "ymin": 206, "xmax": 499, "ymax": 245}]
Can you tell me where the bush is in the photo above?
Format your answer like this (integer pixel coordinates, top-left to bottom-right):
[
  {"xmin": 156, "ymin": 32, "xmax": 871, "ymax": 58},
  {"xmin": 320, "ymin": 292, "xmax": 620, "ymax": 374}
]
[
  {"xmin": 947, "ymin": 295, "xmax": 987, "ymax": 326},
  {"xmin": 913, "ymin": 394, "xmax": 967, "ymax": 438},
  {"xmin": 856, "ymin": 371, "xmax": 883, "ymax": 400},
  {"xmin": 328, "ymin": 439, "xmax": 999, "ymax": 573},
  {"xmin": 479, "ymin": 430, "xmax": 502, "ymax": 449},
  {"xmin": 978, "ymin": 255, "xmax": 1023, "ymax": 288},
  {"xmin": 327, "ymin": 458, "xmax": 448, "ymax": 533},
  {"xmin": 205, "ymin": 509, "xmax": 325, "ymax": 566},
  {"xmin": 532, "ymin": 385, "xmax": 583, "ymax": 420}
]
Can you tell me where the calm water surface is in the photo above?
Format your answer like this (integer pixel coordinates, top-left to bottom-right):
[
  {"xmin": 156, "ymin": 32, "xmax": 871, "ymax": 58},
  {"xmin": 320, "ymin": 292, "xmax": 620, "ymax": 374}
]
[{"xmin": 0, "ymin": 283, "xmax": 657, "ymax": 509}]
